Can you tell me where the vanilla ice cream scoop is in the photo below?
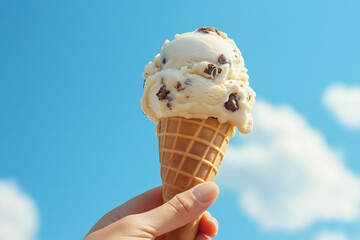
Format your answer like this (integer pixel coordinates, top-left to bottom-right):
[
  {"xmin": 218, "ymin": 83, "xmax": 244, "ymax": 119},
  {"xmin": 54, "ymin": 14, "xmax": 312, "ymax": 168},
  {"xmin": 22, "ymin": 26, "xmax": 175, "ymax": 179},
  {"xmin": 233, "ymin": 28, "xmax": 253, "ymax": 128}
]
[{"xmin": 141, "ymin": 27, "xmax": 255, "ymax": 133}]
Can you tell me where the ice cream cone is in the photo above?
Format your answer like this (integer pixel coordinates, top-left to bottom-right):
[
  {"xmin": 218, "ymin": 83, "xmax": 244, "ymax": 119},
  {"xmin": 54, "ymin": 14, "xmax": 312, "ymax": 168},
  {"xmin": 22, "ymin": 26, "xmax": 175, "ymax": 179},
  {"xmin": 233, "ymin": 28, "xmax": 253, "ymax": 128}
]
[{"xmin": 157, "ymin": 117, "xmax": 236, "ymax": 240}]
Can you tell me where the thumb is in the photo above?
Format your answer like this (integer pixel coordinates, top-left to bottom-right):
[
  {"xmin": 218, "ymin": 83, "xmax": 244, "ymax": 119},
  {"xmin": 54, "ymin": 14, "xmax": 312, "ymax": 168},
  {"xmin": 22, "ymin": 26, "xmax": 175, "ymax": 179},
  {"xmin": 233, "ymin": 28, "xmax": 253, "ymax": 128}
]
[{"xmin": 137, "ymin": 182, "xmax": 219, "ymax": 237}]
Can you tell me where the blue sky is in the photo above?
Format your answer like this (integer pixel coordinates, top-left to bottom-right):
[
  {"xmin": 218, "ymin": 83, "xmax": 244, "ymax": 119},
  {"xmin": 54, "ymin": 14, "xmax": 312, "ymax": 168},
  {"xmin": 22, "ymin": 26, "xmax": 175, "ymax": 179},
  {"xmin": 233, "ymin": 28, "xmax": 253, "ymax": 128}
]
[{"xmin": 0, "ymin": 0, "xmax": 359, "ymax": 240}]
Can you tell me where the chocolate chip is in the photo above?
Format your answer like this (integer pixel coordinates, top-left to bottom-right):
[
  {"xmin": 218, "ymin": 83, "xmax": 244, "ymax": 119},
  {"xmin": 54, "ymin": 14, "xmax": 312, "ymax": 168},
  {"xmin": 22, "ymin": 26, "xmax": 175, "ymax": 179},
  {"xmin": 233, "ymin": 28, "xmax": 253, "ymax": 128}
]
[
  {"xmin": 162, "ymin": 58, "xmax": 166, "ymax": 64},
  {"xmin": 156, "ymin": 84, "xmax": 173, "ymax": 110},
  {"xmin": 210, "ymin": 116, "xmax": 218, "ymax": 119},
  {"xmin": 184, "ymin": 79, "xmax": 191, "ymax": 85},
  {"xmin": 224, "ymin": 94, "xmax": 239, "ymax": 112},
  {"xmin": 196, "ymin": 27, "xmax": 221, "ymax": 36},
  {"xmin": 186, "ymin": 96, "xmax": 190, "ymax": 98},
  {"xmin": 166, "ymin": 102, "xmax": 172, "ymax": 110},
  {"xmin": 175, "ymin": 82, "xmax": 185, "ymax": 91},
  {"xmin": 143, "ymin": 79, "xmax": 146, "ymax": 88},
  {"xmin": 218, "ymin": 54, "xmax": 229, "ymax": 64},
  {"xmin": 156, "ymin": 85, "xmax": 170, "ymax": 100},
  {"xmin": 204, "ymin": 64, "xmax": 222, "ymax": 78}
]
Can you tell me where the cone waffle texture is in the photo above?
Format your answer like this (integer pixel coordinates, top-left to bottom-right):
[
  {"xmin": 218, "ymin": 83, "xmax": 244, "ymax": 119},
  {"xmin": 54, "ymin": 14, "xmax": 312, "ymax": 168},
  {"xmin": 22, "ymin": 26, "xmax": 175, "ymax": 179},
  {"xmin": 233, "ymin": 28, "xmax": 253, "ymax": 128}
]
[{"xmin": 157, "ymin": 117, "xmax": 235, "ymax": 240}]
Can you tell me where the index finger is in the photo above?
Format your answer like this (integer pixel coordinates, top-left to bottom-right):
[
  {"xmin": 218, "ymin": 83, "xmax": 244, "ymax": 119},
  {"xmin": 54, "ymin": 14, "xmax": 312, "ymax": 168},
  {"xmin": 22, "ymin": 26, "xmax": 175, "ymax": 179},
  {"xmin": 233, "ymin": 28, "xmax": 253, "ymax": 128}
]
[{"xmin": 88, "ymin": 185, "xmax": 164, "ymax": 234}]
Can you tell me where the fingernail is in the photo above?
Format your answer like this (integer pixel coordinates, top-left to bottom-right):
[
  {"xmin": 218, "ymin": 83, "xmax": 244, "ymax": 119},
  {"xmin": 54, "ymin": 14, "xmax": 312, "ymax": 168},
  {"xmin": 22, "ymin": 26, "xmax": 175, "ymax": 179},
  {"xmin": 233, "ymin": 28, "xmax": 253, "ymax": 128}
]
[
  {"xmin": 192, "ymin": 182, "xmax": 219, "ymax": 203},
  {"xmin": 204, "ymin": 211, "xmax": 212, "ymax": 218}
]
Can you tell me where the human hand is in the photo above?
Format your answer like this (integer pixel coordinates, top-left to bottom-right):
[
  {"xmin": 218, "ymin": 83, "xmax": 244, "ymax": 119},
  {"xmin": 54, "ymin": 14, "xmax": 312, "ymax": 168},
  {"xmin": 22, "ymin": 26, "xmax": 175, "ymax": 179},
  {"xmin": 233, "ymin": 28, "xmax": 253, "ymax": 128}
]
[{"xmin": 84, "ymin": 182, "xmax": 219, "ymax": 240}]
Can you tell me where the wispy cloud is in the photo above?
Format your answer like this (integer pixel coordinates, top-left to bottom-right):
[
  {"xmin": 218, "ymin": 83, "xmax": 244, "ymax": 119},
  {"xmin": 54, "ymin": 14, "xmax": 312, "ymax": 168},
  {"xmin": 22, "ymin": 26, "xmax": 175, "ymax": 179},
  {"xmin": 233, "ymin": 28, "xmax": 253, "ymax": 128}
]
[
  {"xmin": 218, "ymin": 100, "xmax": 360, "ymax": 230},
  {"xmin": 322, "ymin": 83, "xmax": 360, "ymax": 129},
  {"xmin": 313, "ymin": 231, "xmax": 350, "ymax": 240},
  {"xmin": 0, "ymin": 180, "xmax": 39, "ymax": 240}
]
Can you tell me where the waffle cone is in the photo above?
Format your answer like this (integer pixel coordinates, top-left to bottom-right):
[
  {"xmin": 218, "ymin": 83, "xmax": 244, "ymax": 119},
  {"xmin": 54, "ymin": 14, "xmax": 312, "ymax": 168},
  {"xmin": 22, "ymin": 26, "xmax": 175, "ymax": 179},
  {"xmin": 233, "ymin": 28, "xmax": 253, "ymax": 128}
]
[{"xmin": 157, "ymin": 117, "xmax": 235, "ymax": 240}]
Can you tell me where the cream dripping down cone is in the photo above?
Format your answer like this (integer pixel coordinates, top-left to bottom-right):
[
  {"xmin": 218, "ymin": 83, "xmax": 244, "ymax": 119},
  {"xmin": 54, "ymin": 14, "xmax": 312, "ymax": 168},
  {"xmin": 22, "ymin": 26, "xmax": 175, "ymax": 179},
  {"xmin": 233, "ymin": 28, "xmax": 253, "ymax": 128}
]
[{"xmin": 157, "ymin": 117, "xmax": 235, "ymax": 240}]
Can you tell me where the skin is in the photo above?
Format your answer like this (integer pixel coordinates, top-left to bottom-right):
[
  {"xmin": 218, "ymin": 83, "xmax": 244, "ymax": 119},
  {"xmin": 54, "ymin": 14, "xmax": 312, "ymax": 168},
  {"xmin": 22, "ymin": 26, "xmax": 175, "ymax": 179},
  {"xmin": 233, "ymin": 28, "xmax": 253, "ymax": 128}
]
[{"xmin": 84, "ymin": 182, "xmax": 220, "ymax": 240}]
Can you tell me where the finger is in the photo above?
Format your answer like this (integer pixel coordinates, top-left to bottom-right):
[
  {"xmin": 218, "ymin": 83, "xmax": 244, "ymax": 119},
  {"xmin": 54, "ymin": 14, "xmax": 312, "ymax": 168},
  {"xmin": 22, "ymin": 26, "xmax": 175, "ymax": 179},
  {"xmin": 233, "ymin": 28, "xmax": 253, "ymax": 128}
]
[
  {"xmin": 195, "ymin": 233, "xmax": 211, "ymax": 240},
  {"xmin": 154, "ymin": 235, "xmax": 166, "ymax": 240},
  {"xmin": 135, "ymin": 182, "xmax": 219, "ymax": 237},
  {"xmin": 88, "ymin": 185, "xmax": 163, "ymax": 234},
  {"xmin": 155, "ymin": 213, "xmax": 218, "ymax": 240},
  {"xmin": 199, "ymin": 211, "xmax": 218, "ymax": 237},
  {"xmin": 154, "ymin": 212, "xmax": 218, "ymax": 240},
  {"xmin": 109, "ymin": 186, "xmax": 163, "ymax": 217}
]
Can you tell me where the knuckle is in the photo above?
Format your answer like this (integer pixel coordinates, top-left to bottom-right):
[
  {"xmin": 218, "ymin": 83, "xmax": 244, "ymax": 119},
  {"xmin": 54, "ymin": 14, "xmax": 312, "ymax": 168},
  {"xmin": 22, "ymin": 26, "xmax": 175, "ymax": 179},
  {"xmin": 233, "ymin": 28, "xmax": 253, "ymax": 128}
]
[
  {"xmin": 119, "ymin": 215, "xmax": 156, "ymax": 239},
  {"xmin": 138, "ymin": 224, "xmax": 157, "ymax": 239},
  {"xmin": 167, "ymin": 194, "xmax": 193, "ymax": 217}
]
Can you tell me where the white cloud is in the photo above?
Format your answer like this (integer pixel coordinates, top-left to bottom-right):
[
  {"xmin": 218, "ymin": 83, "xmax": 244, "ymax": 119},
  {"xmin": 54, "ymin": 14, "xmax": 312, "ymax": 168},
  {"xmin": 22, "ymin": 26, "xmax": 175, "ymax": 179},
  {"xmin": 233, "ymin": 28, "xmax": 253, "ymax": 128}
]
[
  {"xmin": 313, "ymin": 231, "xmax": 350, "ymax": 240},
  {"xmin": 218, "ymin": 100, "xmax": 360, "ymax": 230},
  {"xmin": 0, "ymin": 180, "xmax": 39, "ymax": 240},
  {"xmin": 322, "ymin": 83, "xmax": 360, "ymax": 129}
]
